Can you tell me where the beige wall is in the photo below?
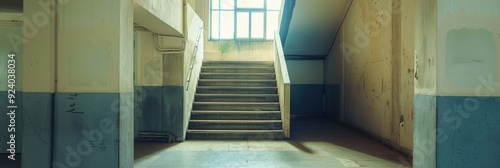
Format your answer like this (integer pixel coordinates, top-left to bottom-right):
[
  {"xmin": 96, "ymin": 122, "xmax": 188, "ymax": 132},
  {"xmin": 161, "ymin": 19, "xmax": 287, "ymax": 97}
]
[
  {"xmin": 436, "ymin": 0, "xmax": 500, "ymax": 96},
  {"xmin": 134, "ymin": 31, "xmax": 165, "ymax": 86},
  {"xmin": 193, "ymin": 0, "xmax": 274, "ymax": 61},
  {"xmin": 325, "ymin": 0, "xmax": 414, "ymax": 154},
  {"xmin": 0, "ymin": 26, "xmax": 23, "ymax": 92},
  {"xmin": 23, "ymin": 0, "xmax": 56, "ymax": 93},
  {"xmin": 134, "ymin": 0, "xmax": 183, "ymax": 35},
  {"xmin": 56, "ymin": 0, "xmax": 133, "ymax": 93}
]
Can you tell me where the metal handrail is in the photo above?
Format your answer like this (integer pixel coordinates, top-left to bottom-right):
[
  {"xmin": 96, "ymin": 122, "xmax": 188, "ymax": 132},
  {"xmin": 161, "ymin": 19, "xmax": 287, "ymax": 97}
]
[{"xmin": 186, "ymin": 26, "xmax": 204, "ymax": 90}]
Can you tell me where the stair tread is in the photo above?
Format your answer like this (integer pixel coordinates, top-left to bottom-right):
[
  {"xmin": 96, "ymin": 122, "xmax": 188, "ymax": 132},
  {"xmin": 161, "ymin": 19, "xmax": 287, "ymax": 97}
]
[
  {"xmin": 187, "ymin": 130, "xmax": 283, "ymax": 133},
  {"xmin": 192, "ymin": 110, "xmax": 280, "ymax": 113},
  {"xmin": 190, "ymin": 61, "xmax": 282, "ymax": 140},
  {"xmin": 199, "ymin": 79, "xmax": 276, "ymax": 81},
  {"xmin": 201, "ymin": 72, "xmax": 276, "ymax": 75},
  {"xmin": 194, "ymin": 102, "xmax": 279, "ymax": 105},
  {"xmin": 190, "ymin": 119, "xmax": 282, "ymax": 122},
  {"xmin": 196, "ymin": 94, "xmax": 278, "ymax": 96},
  {"xmin": 197, "ymin": 86, "xmax": 277, "ymax": 89},
  {"xmin": 203, "ymin": 61, "xmax": 273, "ymax": 63},
  {"xmin": 202, "ymin": 66, "xmax": 274, "ymax": 69}
]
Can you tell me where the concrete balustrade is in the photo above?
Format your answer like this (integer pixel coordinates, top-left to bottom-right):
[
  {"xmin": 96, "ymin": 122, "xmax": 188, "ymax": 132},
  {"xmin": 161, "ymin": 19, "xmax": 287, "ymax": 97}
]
[{"xmin": 274, "ymin": 31, "xmax": 290, "ymax": 139}]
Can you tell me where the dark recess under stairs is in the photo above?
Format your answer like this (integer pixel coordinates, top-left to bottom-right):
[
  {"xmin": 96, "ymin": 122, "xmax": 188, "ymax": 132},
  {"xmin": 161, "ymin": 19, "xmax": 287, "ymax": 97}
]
[{"xmin": 187, "ymin": 61, "xmax": 285, "ymax": 140}]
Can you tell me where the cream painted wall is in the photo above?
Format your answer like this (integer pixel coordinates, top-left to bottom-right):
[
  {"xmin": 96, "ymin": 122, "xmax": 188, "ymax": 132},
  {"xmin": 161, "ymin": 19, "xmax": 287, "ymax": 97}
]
[
  {"xmin": 399, "ymin": 0, "xmax": 416, "ymax": 151},
  {"xmin": 194, "ymin": 0, "xmax": 275, "ymax": 61},
  {"xmin": 134, "ymin": 31, "xmax": 164, "ymax": 87},
  {"xmin": 23, "ymin": 1, "xmax": 56, "ymax": 93},
  {"xmin": 326, "ymin": 0, "xmax": 414, "ymax": 153},
  {"xmin": 56, "ymin": 0, "xmax": 133, "ymax": 93},
  {"xmin": 436, "ymin": 0, "xmax": 500, "ymax": 96},
  {"xmin": 0, "ymin": 26, "xmax": 23, "ymax": 92},
  {"xmin": 134, "ymin": 0, "xmax": 183, "ymax": 35},
  {"xmin": 414, "ymin": 0, "xmax": 438, "ymax": 95}
]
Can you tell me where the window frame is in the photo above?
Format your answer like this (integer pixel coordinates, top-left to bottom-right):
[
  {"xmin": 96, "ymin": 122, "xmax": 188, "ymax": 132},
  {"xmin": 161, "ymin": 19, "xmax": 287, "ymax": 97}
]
[{"xmin": 209, "ymin": 0, "xmax": 281, "ymax": 41}]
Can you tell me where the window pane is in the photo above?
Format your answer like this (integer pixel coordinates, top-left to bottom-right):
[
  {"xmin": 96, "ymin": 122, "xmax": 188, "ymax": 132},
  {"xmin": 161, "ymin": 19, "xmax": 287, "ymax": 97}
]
[
  {"xmin": 268, "ymin": 0, "xmax": 282, "ymax": 10},
  {"xmin": 266, "ymin": 11, "xmax": 279, "ymax": 39},
  {"xmin": 237, "ymin": 0, "xmax": 264, "ymax": 8},
  {"xmin": 211, "ymin": 11, "xmax": 220, "ymax": 39},
  {"xmin": 211, "ymin": 0, "xmax": 219, "ymax": 9},
  {"xmin": 220, "ymin": 0, "xmax": 234, "ymax": 9},
  {"xmin": 220, "ymin": 11, "xmax": 234, "ymax": 39},
  {"xmin": 251, "ymin": 12, "xmax": 264, "ymax": 39},
  {"xmin": 236, "ymin": 12, "xmax": 249, "ymax": 38}
]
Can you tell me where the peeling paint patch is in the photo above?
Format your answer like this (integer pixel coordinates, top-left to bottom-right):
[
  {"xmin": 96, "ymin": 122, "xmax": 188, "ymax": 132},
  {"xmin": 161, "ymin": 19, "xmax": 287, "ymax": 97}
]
[{"xmin": 445, "ymin": 28, "xmax": 498, "ymax": 88}]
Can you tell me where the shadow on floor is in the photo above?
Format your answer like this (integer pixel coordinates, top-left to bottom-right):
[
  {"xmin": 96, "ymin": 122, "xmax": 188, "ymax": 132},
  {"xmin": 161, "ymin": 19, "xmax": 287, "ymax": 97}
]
[
  {"xmin": 289, "ymin": 117, "xmax": 412, "ymax": 166},
  {"xmin": 134, "ymin": 141, "xmax": 179, "ymax": 160}
]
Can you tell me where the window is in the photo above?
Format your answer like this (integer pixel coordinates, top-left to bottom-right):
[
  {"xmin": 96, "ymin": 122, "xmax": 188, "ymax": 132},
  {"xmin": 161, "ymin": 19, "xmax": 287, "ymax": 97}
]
[{"xmin": 210, "ymin": 0, "xmax": 282, "ymax": 40}]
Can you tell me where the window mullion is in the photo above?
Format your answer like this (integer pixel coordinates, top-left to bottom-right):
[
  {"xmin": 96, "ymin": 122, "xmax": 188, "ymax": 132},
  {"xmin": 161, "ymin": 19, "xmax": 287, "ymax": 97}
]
[
  {"xmin": 249, "ymin": 11, "xmax": 252, "ymax": 40},
  {"xmin": 217, "ymin": 0, "xmax": 220, "ymax": 39},
  {"xmin": 234, "ymin": 0, "xmax": 237, "ymax": 40},
  {"xmin": 210, "ymin": 0, "xmax": 277, "ymax": 41},
  {"xmin": 209, "ymin": 0, "xmax": 212, "ymax": 39},
  {"xmin": 264, "ymin": 0, "xmax": 267, "ymax": 39}
]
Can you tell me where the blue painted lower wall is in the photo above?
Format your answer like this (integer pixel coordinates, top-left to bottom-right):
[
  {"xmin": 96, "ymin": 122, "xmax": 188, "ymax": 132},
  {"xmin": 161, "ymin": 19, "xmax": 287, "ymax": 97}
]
[
  {"xmin": 290, "ymin": 84, "xmax": 324, "ymax": 117},
  {"xmin": 134, "ymin": 86, "xmax": 184, "ymax": 141},
  {"xmin": 0, "ymin": 91, "xmax": 23, "ymax": 154},
  {"xmin": 325, "ymin": 84, "xmax": 341, "ymax": 120},
  {"xmin": 413, "ymin": 94, "xmax": 437, "ymax": 168},
  {"xmin": 436, "ymin": 96, "xmax": 500, "ymax": 168},
  {"xmin": 414, "ymin": 94, "xmax": 500, "ymax": 168},
  {"xmin": 22, "ymin": 92, "xmax": 53, "ymax": 168},
  {"xmin": 52, "ymin": 92, "xmax": 134, "ymax": 168}
]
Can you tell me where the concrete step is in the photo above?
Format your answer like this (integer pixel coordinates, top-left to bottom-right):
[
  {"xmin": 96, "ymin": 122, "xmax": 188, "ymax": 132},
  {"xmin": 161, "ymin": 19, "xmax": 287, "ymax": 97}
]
[
  {"xmin": 188, "ymin": 61, "xmax": 282, "ymax": 140},
  {"xmin": 195, "ymin": 94, "xmax": 279, "ymax": 102},
  {"xmin": 196, "ymin": 86, "xmax": 278, "ymax": 94},
  {"xmin": 203, "ymin": 61, "xmax": 274, "ymax": 67},
  {"xmin": 193, "ymin": 102, "xmax": 280, "ymax": 111},
  {"xmin": 200, "ymin": 73, "xmax": 276, "ymax": 80},
  {"xmin": 202, "ymin": 67, "xmax": 275, "ymax": 73},
  {"xmin": 188, "ymin": 120, "xmax": 283, "ymax": 130},
  {"xmin": 186, "ymin": 130, "xmax": 284, "ymax": 140},
  {"xmin": 198, "ymin": 79, "xmax": 277, "ymax": 87},
  {"xmin": 191, "ymin": 110, "xmax": 281, "ymax": 120}
]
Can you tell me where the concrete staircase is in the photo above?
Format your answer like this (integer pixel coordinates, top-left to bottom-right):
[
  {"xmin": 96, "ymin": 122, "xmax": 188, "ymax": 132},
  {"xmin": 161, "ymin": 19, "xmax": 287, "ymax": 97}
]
[{"xmin": 187, "ymin": 61, "xmax": 284, "ymax": 140}]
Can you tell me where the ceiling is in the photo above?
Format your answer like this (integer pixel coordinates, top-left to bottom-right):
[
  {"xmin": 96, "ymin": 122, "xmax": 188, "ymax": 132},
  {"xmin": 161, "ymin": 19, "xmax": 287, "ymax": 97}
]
[{"xmin": 281, "ymin": 0, "xmax": 352, "ymax": 58}]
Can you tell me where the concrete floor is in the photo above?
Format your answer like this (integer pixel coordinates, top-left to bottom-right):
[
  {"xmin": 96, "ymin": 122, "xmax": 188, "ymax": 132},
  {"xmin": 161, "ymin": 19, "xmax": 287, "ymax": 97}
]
[
  {"xmin": 0, "ymin": 117, "xmax": 411, "ymax": 167},
  {"xmin": 135, "ymin": 117, "xmax": 412, "ymax": 168}
]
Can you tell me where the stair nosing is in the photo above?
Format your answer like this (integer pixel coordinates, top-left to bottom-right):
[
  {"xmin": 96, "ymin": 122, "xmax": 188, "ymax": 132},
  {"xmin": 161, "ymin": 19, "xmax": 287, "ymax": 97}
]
[
  {"xmin": 192, "ymin": 110, "xmax": 281, "ymax": 113},
  {"xmin": 197, "ymin": 86, "xmax": 277, "ymax": 89},
  {"xmin": 203, "ymin": 61, "xmax": 274, "ymax": 64},
  {"xmin": 189, "ymin": 120, "xmax": 282, "ymax": 123},
  {"xmin": 194, "ymin": 102, "xmax": 280, "ymax": 105},
  {"xmin": 198, "ymin": 79, "xmax": 276, "ymax": 82},
  {"xmin": 187, "ymin": 130, "xmax": 283, "ymax": 133},
  {"xmin": 202, "ymin": 66, "xmax": 274, "ymax": 68},
  {"xmin": 200, "ymin": 72, "xmax": 276, "ymax": 75},
  {"xmin": 195, "ymin": 94, "xmax": 279, "ymax": 96}
]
